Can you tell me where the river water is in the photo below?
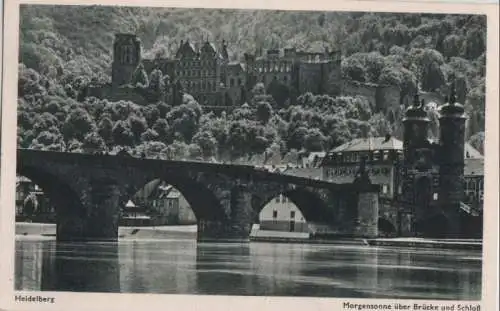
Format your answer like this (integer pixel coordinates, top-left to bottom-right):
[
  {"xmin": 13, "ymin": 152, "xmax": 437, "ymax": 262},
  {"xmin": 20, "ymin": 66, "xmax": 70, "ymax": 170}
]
[{"xmin": 15, "ymin": 238, "xmax": 482, "ymax": 300}]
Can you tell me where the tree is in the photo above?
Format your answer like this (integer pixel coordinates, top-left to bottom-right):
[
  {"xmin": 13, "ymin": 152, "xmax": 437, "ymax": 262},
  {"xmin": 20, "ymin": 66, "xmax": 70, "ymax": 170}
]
[
  {"xmin": 304, "ymin": 128, "xmax": 326, "ymax": 152},
  {"xmin": 287, "ymin": 125, "xmax": 309, "ymax": 150},
  {"xmin": 112, "ymin": 120, "xmax": 134, "ymax": 146},
  {"xmin": 342, "ymin": 56, "xmax": 366, "ymax": 82},
  {"xmin": 98, "ymin": 117, "xmax": 114, "ymax": 144},
  {"xmin": 131, "ymin": 63, "xmax": 149, "ymax": 87},
  {"xmin": 256, "ymin": 101, "xmax": 273, "ymax": 124},
  {"xmin": 152, "ymin": 118, "xmax": 171, "ymax": 143},
  {"xmin": 140, "ymin": 128, "xmax": 160, "ymax": 141},
  {"xmin": 192, "ymin": 131, "xmax": 218, "ymax": 160},
  {"xmin": 137, "ymin": 141, "xmax": 168, "ymax": 158},
  {"xmin": 32, "ymin": 112, "xmax": 59, "ymax": 134},
  {"xmin": 81, "ymin": 132, "xmax": 107, "ymax": 153},
  {"xmin": 30, "ymin": 130, "xmax": 65, "ymax": 151},
  {"xmin": 165, "ymin": 140, "xmax": 188, "ymax": 160},
  {"xmin": 128, "ymin": 114, "xmax": 148, "ymax": 142},
  {"xmin": 143, "ymin": 104, "xmax": 161, "ymax": 127},
  {"xmin": 187, "ymin": 144, "xmax": 203, "ymax": 160},
  {"xmin": 62, "ymin": 108, "xmax": 96, "ymax": 141}
]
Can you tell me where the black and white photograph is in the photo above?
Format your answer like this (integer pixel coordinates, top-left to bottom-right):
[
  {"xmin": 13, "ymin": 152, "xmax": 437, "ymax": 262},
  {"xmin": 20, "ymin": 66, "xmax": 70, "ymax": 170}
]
[{"xmin": 1, "ymin": 0, "xmax": 499, "ymax": 310}]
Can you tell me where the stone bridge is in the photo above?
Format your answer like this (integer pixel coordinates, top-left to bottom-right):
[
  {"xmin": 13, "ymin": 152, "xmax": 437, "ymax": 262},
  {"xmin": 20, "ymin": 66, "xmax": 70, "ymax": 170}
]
[{"xmin": 17, "ymin": 149, "xmax": 380, "ymax": 242}]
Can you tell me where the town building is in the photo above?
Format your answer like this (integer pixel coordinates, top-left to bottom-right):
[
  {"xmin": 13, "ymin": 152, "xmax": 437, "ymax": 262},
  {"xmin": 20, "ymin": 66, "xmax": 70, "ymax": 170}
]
[
  {"xmin": 152, "ymin": 186, "xmax": 196, "ymax": 225},
  {"xmin": 15, "ymin": 176, "xmax": 55, "ymax": 223},
  {"xmin": 259, "ymin": 194, "xmax": 309, "ymax": 233}
]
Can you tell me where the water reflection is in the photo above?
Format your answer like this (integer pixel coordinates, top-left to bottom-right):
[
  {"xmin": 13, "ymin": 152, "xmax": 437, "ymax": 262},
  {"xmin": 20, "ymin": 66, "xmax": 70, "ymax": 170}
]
[
  {"xmin": 41, "ymin": 242, "xmax": 120, "ymax": 292},
  {"xmin": 15, "ymin": 238, "xmax": 482, "ymax": 300}
]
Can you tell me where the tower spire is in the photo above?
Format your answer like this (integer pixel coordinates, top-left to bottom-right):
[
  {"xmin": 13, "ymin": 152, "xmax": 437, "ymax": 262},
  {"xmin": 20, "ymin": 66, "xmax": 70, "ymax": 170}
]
[{"xmin": 449, "ymin": 78, "xmax": 457, "ymax": 105}]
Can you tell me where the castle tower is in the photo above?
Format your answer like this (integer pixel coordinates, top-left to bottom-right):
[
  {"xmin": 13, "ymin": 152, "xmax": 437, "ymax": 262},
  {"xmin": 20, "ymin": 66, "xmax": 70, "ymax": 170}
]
[
  {"xmin": 112, "ymin": 34, "xmax": 141, "ymax": 87},
  {"xmin": 402, "ymin": 93, "xmax": 430, "ymax": 166},
  {"xmin": 438, "ymin": 81, "xmax": 466, "ymax": 237},
  {"xmin": 400, "ymin": 92, "xmax": 432, "ymax": 236}
]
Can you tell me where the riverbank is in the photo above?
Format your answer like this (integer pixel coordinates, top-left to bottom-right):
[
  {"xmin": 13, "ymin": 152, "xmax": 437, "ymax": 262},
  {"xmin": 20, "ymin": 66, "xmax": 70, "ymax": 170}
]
[
  {"xmin": 15, "ymin": 222, "xmax": 482, "ymax": 250},
  {"xmin": 366, "ymin": 237, "xmax": 482, "ymax": 250},
  {"xmin": 16, "ymin": 222, "xmax": 197, "ymax": 240}
]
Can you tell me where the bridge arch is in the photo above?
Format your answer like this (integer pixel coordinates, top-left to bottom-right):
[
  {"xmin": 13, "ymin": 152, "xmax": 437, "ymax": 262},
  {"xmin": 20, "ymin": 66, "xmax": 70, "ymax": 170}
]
[
  {"xmin": 253, "ymin": 187, "xmax": 337, "ymax": 227},
  {"xmin": 124, "ymin": 173, "xmax": 228, "ymax": 224},
  {"xmin": 17, "ymin": 164, "xmax": 86, "ymax": 240}
]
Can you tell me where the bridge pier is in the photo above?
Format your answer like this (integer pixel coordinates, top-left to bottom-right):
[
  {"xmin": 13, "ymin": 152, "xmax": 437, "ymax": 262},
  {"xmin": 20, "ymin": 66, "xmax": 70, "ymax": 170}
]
[
  {"xmin": 197, "ymin": 186, "xmax": 253, "ymax": 243},
  {"xmin": 58, "ymin": 178, "xmax": 122, "ymax": 242},
  {"xmin": 353, "ymin": 191, "xmax": 379, "ymax": 238}
]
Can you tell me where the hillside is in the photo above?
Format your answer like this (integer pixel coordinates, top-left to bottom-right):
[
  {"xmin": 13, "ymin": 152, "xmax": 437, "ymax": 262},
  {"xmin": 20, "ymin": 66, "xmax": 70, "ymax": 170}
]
[{"xmin": 17, "ymin": 5, "xmax": 487, "ymax": 161}]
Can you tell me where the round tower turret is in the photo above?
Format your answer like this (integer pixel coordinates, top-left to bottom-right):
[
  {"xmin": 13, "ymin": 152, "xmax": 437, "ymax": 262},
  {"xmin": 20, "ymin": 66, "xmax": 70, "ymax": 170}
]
[
  {"xmin": 402, "ymin": 92, "xmax": 430, "ymax": 166},
  {"xmin": 438, "ymin": 81, "xmax": 466, "ymax": 165},
  {"xmin": 438, "ymin": 80, "xmax": 467, "ymax": 237}
]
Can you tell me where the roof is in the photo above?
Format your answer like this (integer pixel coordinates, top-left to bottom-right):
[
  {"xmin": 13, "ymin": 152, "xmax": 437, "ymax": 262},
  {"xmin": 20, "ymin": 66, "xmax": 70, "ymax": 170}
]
[
  {"xmin": 307, "ymin": 152, "xmax": 326, "ymax": 161},
  {"xmin": 283, "ymin": 167, "xmax": 322, "ymax": 179},
  {"xmin": 227, "ymin": 62, "xmax": 245, "ymax": 73},
  {"xmin": 166, "ymin": 189, "xmax": 181, "ymax": 199},
  {"xmin": 17, "ymin": 176, "xmax": 32, "ymax": 183},
  {"xmin": 125, "ymin": 200, "xmax": 136, "ymax": 208},
  {"xmin": 464, "ymin": 143, "xmax": 483, "ymax": 159},
  {"xmin": 464, "ymin": 158, "xmax": 484, "ymax": 176},
  {"xmin": 331, "ymin": 136, "xmax": 403, "ymax": 153}
]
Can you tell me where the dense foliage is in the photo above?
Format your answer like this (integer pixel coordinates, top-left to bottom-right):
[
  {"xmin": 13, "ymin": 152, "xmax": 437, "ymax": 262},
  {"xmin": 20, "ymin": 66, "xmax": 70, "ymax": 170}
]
[{"xmin": 18, "ymin": 6, "xmax": 486, "ymax": 163}]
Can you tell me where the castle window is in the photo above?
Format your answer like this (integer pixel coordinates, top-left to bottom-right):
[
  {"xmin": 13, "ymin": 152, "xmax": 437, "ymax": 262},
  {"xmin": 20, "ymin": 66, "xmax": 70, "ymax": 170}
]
[
  {"xmin": 284, "ymin": 76, "xmax": 288, "ymax": 82},
  {"xmin": 273, "ymin": 210, "xmax": 278, "ymax": 218},
  {"xmin": 383, "ymin": 151, "xmax": 389, "ymax": 161},
  {"xmin": 433, "ymin": 193, "xmax": 438, "ymax": 200},
  {"xmin": 290, "ymin": 211, "xmax": 295, "ymax": 219},
  {"xmin": 238, "ymin": 78, "xmax": 242, "ymax": 86},
  {"xmin": 230, "ymin": 78, "xmax": 235, "ymax": 87},
  {"xmin": 352, "ymin": 152, "xmax": 359, "ymax": 163},
  {"xmin": 382, "ymin": 185, "xmax": 388, "ymax": 194}
]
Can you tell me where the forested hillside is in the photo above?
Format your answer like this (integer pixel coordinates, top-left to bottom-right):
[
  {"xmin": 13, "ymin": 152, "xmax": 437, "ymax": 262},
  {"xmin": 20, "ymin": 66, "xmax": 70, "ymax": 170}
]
[{"xmin": 18, "ymin": 5, "xmax": 487, "ymax": 163}]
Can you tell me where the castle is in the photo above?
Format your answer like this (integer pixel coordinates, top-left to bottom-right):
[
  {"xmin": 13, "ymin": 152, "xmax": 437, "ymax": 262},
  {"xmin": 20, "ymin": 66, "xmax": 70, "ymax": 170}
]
[{"xmin": 84, "ymin": 33, "xmax": 401, "ymax": 112}]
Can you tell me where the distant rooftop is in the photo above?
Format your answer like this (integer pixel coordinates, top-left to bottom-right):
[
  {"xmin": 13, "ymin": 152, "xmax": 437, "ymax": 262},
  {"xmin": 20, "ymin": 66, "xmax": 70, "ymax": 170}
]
[
  {"xmin": 464, "ymin": 158, "xmax": 484, "ymax": 176},
  {"xmin": 331, "ymin": 136, "xmax": 403, "ymax": 153},
  {"xmin": 464, "ymin": 143, "xmax": 483, "ymax": 159}
]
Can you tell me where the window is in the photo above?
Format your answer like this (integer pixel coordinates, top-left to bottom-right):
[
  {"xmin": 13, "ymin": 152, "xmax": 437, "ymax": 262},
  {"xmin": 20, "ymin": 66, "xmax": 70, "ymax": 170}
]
[
  {"xmin": 382, "ymin": 184, "xmax": 388, "ymax": 194},
  {"xmin": 433, "ymin": 193, "xmax": 438, "ymax": 200},
  {"xmin": 275, "ymin": 196, "xmax": 280, "ymax": 203},
  {"xmin": 282, "ymin": 196, "xmax": 287, "ymax": 203},
  {"xmin": 383, "ymin": 151, "xmax": 389, "ymax": 161},
  {"xmin": 290, "ymin": 211, "xmax": 295, "ymax": 218},
  {"xmin": 272, "ymin": 210, "xmax": 278, "ymax": 218}
]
